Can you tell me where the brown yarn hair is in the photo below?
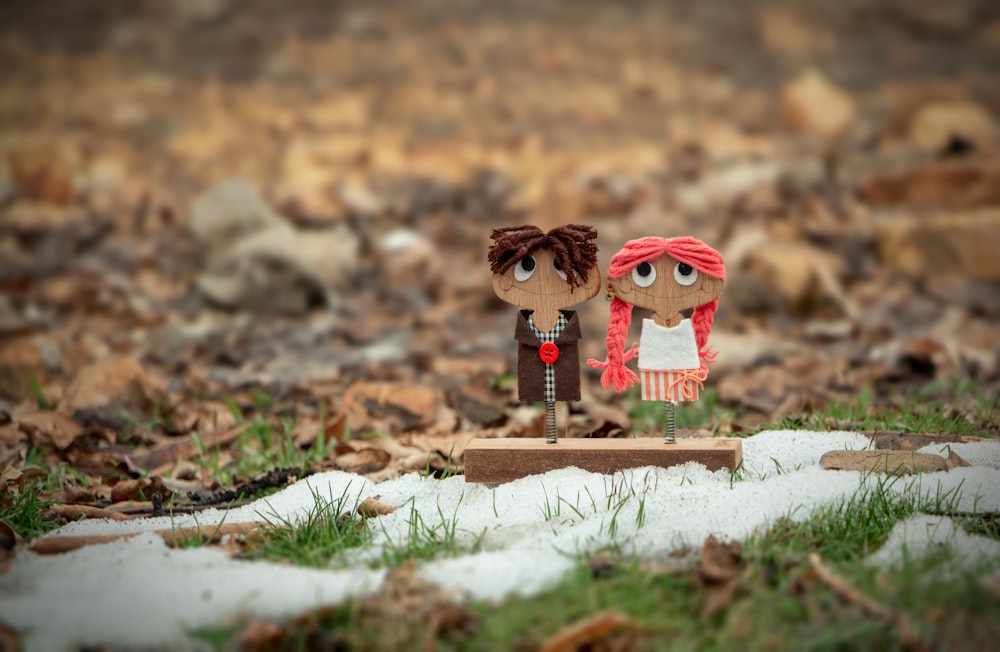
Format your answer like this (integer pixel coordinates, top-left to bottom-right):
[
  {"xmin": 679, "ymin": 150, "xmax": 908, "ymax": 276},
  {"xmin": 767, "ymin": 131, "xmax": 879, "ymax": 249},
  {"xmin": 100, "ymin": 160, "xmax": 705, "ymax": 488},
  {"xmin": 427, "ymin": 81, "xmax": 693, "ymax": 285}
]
[{"xmin": 488, "ymin": 224, "xmax": 599, "ymax": 290}]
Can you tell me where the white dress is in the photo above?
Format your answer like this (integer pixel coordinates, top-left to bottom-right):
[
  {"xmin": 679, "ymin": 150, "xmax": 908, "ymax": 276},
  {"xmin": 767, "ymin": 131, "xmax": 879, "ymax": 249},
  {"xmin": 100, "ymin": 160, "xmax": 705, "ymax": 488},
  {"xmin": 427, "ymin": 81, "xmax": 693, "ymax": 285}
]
[{"xmin": 636, "ymin": 318, "xmax": 704, "ymax": 402}]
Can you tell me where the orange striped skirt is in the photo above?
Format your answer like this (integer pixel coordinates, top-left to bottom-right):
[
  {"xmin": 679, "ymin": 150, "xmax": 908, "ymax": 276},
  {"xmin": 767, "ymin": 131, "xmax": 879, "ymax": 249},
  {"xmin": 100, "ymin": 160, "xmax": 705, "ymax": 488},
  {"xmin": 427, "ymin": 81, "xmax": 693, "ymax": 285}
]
[{"xmin": 639, "ymin": 368, "xmax": 707, "ymax": 402}]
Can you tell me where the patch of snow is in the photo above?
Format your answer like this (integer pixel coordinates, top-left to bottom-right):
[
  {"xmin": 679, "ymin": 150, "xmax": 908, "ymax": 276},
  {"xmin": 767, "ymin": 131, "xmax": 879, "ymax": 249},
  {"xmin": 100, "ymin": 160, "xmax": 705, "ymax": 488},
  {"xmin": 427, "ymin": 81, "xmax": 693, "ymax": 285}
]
[
  {"xmin": 865, "ymin": 514, "xmax": 1000, "ymax": 573},
  {"xmin": 2, "ymin": 430, "xmax": 999, "ymax": 651},
  {"xmin": 918, "ymin": 441, "xmax": 1000, "ymax": 470}
]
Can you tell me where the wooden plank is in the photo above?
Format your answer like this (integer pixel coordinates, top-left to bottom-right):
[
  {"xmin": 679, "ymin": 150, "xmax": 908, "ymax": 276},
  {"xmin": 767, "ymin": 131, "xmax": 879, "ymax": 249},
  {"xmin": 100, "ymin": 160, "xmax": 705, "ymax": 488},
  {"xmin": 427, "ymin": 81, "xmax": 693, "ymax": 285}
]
[{"xmin": 463, "ymin": 437, "xmax": 742, "ymax": 484}]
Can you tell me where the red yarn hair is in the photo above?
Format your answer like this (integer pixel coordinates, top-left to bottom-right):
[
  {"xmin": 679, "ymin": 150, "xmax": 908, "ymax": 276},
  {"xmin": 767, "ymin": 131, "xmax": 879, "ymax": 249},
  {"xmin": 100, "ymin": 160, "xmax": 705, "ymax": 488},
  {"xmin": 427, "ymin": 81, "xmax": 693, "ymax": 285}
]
[{"xmin": 587, "ymin": 236, "xmax": 726, "ymax": 392}]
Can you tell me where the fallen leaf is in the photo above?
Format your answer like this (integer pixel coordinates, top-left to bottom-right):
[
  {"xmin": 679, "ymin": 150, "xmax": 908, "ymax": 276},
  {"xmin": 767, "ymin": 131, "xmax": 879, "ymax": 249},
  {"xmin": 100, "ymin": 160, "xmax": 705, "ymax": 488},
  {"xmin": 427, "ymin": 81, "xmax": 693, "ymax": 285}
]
[
  {"xmin": 110, "ymin": 476, "xmax": 172, "ymax": 504},
  {"xmin": 357, "ymin": 496, "xmax": 398, "ymax": 518},
  {"xmin": 50, "ymin": 504, "xmax": 132, "ymax": 522},
  {"xmin": 695, "ymin": 535, "xmax": 745, "ymax": 618},
  {"xmin": 230, "ymin": 619, "xmax": 284, "ymax": 652},
  {"xmin": 861, "ymin": 159, "xmax": 1000, "ymax": 212},
  {"xmin": 945, "ymin": 450, "xmax": 971, "ymax": 470},
  {"xmin": 339, "ymin": 381, "xmax": 442, "ymax": 435},
  {"xmin": 874, "ymin": 209, "xmax": 1000, "ymax": 282},
  {"xmin": 14, "ymin": 410, "xmax": 85, "ymax": 450},
  {"xmin": 780, "ymin": 68, "xmax": 855, "ymax": 137},
  {"xmin": 63, "ymin": 356, "xmax": 167, "ymax": 429},
  {"xmin": 336, "ymin": 448, "xmax": 391, "ymax": 475},
  {"xmin": 539, "ymin": 611, "xmax": 643, "ymax": 652},
  {"xmin": 908, "ymin": 100, "xmax": 996, "ymax": 153},
  {"xmin": 129, "ymin": 423, "xmax": 249, "ymax": 470},
  {"xmin": 871, "ymin": 431, "xmax": 967, "ymax": 451}
]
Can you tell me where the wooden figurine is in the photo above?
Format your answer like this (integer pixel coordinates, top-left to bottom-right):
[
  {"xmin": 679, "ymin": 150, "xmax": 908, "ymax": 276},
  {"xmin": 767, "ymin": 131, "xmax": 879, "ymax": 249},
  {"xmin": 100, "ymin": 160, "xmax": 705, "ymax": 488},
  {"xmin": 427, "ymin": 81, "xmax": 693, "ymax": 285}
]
[
  {"xmin": 488, "ymin": 224, "xmax": 600, "ymax": 443},
  {"xmin": 588, "ymin": 236, "xmax": 725, "ymax": 443}
]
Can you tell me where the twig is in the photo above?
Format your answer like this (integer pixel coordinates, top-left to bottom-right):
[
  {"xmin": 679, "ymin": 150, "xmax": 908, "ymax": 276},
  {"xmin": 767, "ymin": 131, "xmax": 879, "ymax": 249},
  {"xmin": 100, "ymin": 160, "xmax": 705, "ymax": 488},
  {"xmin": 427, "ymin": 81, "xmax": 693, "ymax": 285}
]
[
  {"xmin": 30, "ymin": 522, "xmax": 260, "ymax": 555},
  {"xmin": 808, "ymin": 553, "xmax": 928, "ymax": 651},
  {"xmin": 187, "ymin": 466, "xmax": 314, "ymax": 506}
]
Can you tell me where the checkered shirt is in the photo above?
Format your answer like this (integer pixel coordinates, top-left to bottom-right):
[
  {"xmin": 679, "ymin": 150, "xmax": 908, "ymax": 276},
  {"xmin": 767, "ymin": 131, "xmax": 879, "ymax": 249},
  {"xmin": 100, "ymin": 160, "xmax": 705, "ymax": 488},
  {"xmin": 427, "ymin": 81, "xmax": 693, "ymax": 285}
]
[{"xmin": 527, "ymin": 312, "xmax": 568, "ymax": 403}]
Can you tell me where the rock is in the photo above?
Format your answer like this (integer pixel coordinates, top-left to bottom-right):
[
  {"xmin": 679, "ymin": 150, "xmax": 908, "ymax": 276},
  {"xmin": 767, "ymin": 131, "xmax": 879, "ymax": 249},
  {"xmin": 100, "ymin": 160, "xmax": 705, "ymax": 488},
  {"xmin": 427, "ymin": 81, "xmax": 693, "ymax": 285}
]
[
  {"xmin": 187, "ymin": 177, "xmax": 291, "ymax": 248},
  {"xmin": 196, "ymin": 224, "xmax": 359, "ymax": 313},
  {"xmin": 780, "ymin": 69, "xmax": 856, "ymax": 137},
  {"xmin": 874, "ymin": 209, "xmax": 1000, "ymax": 282},
  {"xmin": 908, "ymin": 101, "xmax": 996, "ymax": 153},
  {"xmin": 819, "ymin": 450, "xmax": 948, "ymax": 475},
  {"xmin": 63, "ymin": 357, "xmax": 166, "ymax": 428}
]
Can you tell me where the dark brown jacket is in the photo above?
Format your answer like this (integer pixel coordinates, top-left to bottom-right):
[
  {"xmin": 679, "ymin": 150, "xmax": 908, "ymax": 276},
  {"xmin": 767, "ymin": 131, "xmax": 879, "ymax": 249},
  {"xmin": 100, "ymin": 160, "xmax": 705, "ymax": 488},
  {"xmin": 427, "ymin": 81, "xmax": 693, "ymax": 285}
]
[{"xmin": 513, "ymin": 309, "xmax": 582, "ymax": 402}]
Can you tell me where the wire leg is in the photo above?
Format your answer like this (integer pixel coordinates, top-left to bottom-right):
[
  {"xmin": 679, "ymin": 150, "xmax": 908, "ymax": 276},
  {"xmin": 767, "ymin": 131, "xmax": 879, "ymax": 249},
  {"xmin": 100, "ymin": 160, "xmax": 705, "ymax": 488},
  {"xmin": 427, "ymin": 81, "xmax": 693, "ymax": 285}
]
[
  {"xmin": 545, "ymin": 401, "xmax": 558, "ymax": 444},
  {"xmin": 664, "ymin": 401, "xmax": 676, "ymax": 444}
]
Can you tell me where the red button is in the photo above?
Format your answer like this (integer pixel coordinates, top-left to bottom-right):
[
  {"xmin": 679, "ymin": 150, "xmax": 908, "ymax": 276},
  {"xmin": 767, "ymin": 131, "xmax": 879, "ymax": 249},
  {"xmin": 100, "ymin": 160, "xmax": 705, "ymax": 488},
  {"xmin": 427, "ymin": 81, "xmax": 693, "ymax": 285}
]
[{"xmin": 539, "ymin": 342, "xmax": 559, "ymax": 364}]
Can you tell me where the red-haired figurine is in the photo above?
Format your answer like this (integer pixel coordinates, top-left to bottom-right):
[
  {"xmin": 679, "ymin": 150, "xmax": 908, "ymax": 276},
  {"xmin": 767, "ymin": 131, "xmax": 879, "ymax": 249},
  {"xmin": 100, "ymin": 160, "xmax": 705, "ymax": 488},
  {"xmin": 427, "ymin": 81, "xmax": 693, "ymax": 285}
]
[
  {"xmin": 588, "ymin": 236, "xmax": 725, "ymax": 443},
  {"xmin": 489, "ymin": 224, "xmax": 600, "ymax": 443}
]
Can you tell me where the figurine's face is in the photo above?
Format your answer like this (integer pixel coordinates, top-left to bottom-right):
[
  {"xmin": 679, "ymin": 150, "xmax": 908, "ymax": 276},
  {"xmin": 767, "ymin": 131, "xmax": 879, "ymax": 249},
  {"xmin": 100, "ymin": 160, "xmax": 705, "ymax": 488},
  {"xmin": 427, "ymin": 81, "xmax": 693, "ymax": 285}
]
[
  {"xmin": 610, "ymin": 254, "xmax": 723, "ymax": 317},
  {"xmin": 492, "ymin": 248, "xmax": 601, "ymax": 311}
]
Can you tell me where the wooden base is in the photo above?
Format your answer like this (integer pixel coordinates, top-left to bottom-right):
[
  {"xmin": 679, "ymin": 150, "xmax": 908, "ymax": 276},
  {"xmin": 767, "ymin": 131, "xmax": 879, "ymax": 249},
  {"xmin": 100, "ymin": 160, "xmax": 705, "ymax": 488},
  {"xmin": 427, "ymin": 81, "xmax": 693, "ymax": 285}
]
[{"xmin": 463, "ymin": 437, "xmax": 743, "ymax": 484}]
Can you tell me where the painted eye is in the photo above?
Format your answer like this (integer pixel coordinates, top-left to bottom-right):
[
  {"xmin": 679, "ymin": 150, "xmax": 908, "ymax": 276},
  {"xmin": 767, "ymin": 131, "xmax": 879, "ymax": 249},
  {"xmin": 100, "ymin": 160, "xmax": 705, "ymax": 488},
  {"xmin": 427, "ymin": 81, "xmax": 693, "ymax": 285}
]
[
  {"xmin": 553, "ymin": 258, "xmax": 567, "ymax": 281},
  {"xmin": 674, "ymin": 262, "xmax": 698, "ymax": 286},
  {"xmin": 514, "ymin": 255, "xmax": 536, "ymax": 282},
  {"xmin": 632, "ymin": 261, "xmax": 656, "ymax": 288}
]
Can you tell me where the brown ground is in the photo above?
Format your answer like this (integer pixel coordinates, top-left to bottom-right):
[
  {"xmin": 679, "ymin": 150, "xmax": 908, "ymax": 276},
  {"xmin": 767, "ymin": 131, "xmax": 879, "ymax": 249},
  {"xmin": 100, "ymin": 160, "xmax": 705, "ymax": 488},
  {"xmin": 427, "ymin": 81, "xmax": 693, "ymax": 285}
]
[{"xmin": 1, "ymin": 0, "xmax": 998, "ymax": 504}]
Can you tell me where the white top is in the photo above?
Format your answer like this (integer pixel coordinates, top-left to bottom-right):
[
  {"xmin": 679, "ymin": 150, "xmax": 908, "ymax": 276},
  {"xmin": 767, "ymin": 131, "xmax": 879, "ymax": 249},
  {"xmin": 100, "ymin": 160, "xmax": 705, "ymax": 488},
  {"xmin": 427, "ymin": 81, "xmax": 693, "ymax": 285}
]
[{"xmin": 637, "ymin": 318, "xmax": 701, "ymax": 371}]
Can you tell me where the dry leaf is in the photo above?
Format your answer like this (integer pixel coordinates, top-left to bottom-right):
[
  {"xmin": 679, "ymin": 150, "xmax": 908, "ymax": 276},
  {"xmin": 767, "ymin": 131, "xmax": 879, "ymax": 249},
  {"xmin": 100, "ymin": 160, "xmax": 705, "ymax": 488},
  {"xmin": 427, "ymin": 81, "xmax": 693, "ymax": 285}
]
[
  {"xmin": 110, "ymin": 476, "xmax": 172, "ymax": 504},
  {"xmin": 336, "ymin": 448, "xmax": 391, "ymax": 475},
  {"xmin": 50, "ymin": 504, "xmax": 132, "ymax": 522},
  {"xmin": 357, "ymin": 496, "xmax": 398, "ymax": 518},
  {"xmin": 539, "ymin": 611, "xmax": 643, "ymax": 652},
  {"xmin": 13, "ymin": 411, "xmax": 84, "ymax": 450},
  {"xmin": 695, "ymin": 535, "xmax": 745, "ymax": 618},
  {"xmin": 780, "ymin": 68, "xmax": 855, "ymax": 136},
  {"xmin": 945, "ymin": 450, "xmax": 971, "ymax": 470},
  {"xmin": 339, "ymin": 381, "xmax": 442, "ymax": 435}
]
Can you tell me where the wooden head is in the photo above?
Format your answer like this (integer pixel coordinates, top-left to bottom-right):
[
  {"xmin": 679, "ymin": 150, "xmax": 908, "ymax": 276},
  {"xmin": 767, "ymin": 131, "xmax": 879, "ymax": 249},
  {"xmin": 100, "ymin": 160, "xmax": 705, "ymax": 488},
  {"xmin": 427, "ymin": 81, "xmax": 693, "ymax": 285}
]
[
  {"xmin": 609, "ymin": 253, "xmax": 723, "ymax": 327},
  {"xmin": 488, "ymin": 224, "xmax": 600, "ymax": 331}
]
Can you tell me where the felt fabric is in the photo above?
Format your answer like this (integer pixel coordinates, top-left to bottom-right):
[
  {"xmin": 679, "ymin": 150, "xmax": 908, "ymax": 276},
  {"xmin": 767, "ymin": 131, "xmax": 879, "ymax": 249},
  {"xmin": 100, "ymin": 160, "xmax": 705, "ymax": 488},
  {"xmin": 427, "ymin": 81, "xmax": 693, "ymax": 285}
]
[
  {"xmin": 637, "ymin": 318, "xmax": 701, "ymax": 371},
  {"xmin": 514, "ymin": 310, "xmax": 582, "ymax": 402},
  {"xmin": 640, "ymin": 368, "xmax": 706, "ymax": 402}
]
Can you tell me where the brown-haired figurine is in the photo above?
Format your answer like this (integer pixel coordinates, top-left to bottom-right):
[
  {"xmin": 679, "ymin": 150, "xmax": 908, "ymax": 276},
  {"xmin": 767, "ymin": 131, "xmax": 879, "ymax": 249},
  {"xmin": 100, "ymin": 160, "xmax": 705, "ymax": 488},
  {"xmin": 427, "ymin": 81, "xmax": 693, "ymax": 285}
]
[{"xmin": 488, "ymin": 224, "xmax": 600, "ymax": 443}]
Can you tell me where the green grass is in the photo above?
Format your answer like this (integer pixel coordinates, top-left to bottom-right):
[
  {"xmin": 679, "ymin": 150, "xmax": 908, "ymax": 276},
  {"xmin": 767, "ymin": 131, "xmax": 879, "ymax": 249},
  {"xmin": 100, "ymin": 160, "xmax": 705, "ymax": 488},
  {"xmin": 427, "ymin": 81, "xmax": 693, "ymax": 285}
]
[
  {"xmin": 377, "ymin": 496, "xmax": 474, "ymax": 567},
  {"xmin": 765, "ymin": 380, "xmax": 998, "ymax": 437},
  {"xmin": 241, "ymin": 485, "xmax": 371, "ymax": 566},
  {"xmin": 628, "ymin": 387, "xmax": 731, "ymax": 435},
  {"xmin": 199, "ymin": 474, "xmax": 1000, "ymax": 650},
  {"xmin": 0, "ymin": 481, "xmax": 58, "ymax": 539},
  {"xmin": 190, "ymin": 405, "xmax": 337, "ymax": 493},
  {"xmin": 233, "ymin": 488, "xmax": 475, "ymax": 570},
  {"xmin": 622, "ymin": 379, "xmax": 997, "ymax": 439}
]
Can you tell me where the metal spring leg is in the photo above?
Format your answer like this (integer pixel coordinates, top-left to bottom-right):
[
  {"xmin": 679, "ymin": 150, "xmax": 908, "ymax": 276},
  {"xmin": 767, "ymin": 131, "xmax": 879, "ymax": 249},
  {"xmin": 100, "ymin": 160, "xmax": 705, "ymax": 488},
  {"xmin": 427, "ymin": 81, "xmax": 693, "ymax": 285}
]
[
  {"xmin": 545, "ymin": 401, "xmax": 558, "ymax": 444},
  {"xmin": 664, "ymin": 401, "xmax": 676, "ymax": 444}
]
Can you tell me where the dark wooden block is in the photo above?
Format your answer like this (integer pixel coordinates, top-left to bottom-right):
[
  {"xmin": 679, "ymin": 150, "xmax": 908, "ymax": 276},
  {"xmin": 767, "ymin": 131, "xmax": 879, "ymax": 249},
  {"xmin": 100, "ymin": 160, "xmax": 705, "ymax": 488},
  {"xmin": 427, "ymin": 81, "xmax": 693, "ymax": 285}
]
[{"xmin": 463, "ymin": 437, "xmax": 743, "ymax": 484}]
